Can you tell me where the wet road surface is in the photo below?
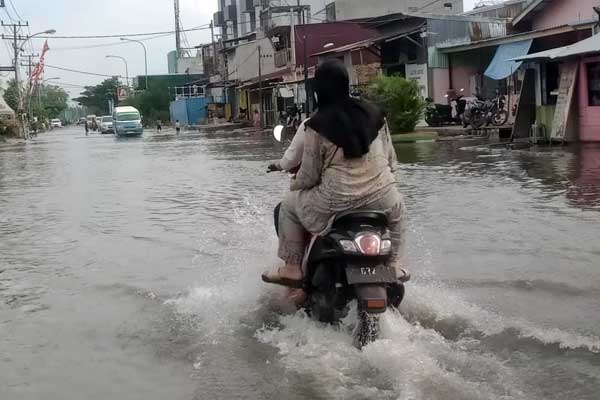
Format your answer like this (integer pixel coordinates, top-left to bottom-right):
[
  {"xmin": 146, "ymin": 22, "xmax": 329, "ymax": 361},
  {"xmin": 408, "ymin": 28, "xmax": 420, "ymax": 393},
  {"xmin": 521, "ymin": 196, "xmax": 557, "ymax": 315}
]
[{"xmin": 1, "ymin": 126, "xmax": 599, "ymax": 399}]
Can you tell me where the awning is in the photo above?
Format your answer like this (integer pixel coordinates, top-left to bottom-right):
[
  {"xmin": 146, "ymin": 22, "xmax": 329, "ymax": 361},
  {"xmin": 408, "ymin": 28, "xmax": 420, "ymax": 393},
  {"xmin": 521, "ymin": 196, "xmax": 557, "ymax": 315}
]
[
  {"xmin": 509, "ymin": 33, "xmax": 600, "ymax": 62},
  {"xmin": 484, "ymin": 39, "xmax": 533, "ymax": 80}
]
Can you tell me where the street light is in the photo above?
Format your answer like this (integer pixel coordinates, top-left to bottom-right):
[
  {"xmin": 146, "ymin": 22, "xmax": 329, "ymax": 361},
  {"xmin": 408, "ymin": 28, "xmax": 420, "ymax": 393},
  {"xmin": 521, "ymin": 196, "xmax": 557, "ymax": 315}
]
[
  {"xmin": 106, "ymin": 55, "xmax": 129, "ymax": 88},
  {"xmin": 120, "ymin": 38, "xmax": 148, "ymax": 90}
]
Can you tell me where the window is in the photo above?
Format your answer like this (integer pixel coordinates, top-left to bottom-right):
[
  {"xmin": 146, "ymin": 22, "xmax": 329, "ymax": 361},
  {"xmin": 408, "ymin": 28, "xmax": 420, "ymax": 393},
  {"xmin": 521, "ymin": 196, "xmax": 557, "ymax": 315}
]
[
  {"xmin": 326, "ymin": 2, "xmax": 336, "ymax": 22},
  {"xmin": 587, "ymin": 62, "xmax": 600, "ymax": 107}
]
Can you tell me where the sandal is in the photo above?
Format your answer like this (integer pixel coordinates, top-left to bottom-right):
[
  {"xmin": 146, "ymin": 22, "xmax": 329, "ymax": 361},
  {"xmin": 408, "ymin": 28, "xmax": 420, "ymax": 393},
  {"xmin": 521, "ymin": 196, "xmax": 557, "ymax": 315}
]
[{"xmin": 261, "ymin": 268, "xmax": 303, "ymax": 288}]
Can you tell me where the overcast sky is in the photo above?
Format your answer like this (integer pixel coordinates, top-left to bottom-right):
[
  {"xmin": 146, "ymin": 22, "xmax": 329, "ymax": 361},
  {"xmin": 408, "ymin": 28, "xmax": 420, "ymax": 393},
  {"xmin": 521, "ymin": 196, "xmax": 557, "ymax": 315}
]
[{"xmin": 0, "ymin": 0, "xmax": 476, "ymax": 99}]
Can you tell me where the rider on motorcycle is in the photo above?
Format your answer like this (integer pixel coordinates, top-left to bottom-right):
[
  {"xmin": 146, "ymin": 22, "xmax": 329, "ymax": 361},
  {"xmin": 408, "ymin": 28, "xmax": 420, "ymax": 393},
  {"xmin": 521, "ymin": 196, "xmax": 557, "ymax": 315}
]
[{"xmin": 262, "ymin": 59, "xmax": 409, "ymax": 288}]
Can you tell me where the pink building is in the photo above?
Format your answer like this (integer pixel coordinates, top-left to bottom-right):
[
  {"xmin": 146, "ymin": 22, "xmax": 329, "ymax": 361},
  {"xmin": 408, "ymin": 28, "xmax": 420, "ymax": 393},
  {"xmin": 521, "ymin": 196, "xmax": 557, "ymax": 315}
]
[{"xmin": 438, "ymin": 0, "xmax": 600, "ymax": 142}]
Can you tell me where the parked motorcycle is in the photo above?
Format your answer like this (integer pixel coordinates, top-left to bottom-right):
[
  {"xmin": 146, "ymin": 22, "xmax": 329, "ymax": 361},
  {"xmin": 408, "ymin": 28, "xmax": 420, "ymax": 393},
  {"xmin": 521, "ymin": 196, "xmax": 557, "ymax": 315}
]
[
  {"xmin": 424, "ymin": 98, "xmax": 453, "ymax": 127},
  {"xmin": 489, "ymin": 94, "xmax": 508, "ymax": 126},
  {"xmin": 424, "ymin": 89, "xmax": 467, "ymax": 127},
  {"xmin": 463, "ymin": 96, "xmax": 487, "ymax": 129},
  {"xmin": 269, "ymin": 126, "xmax": 408, "ymax": 348}
]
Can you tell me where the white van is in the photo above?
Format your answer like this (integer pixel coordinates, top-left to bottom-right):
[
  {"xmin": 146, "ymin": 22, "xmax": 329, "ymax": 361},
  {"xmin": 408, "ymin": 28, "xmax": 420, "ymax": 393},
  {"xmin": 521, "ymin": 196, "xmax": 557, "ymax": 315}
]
[{"xmin": 113, "ymin": 106, "xmax": 143, "ymax": 137}]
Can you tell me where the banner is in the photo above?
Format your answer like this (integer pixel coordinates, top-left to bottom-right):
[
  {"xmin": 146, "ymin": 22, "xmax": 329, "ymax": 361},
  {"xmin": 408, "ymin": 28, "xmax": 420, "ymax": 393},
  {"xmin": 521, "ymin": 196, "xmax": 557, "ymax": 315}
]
[{"xmin": 29, "ymin": 40, "xmax": 50, "ymax": 95}]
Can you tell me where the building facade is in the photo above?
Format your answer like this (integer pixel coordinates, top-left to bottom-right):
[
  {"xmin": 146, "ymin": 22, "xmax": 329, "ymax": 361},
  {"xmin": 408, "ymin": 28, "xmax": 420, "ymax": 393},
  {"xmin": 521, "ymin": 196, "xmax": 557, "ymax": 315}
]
[{"xmin": 332, "ymin": 0, "xmax": 463, "ymax": 20}]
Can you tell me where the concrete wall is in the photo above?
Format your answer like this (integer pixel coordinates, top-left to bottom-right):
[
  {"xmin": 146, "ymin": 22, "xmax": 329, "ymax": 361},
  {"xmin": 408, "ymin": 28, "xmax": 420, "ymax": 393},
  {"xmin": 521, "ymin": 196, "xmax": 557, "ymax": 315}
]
[
  {"xmin": 532, "ymin": 0, "xmax": 599, "ymax": 31},
  {"xmin": 431, "ymin": 68, "xmax": 450, "ymax": 103},
  {"xmin": 227, "ymin": 38, "xmax": 287, "ymax": 82},
  {"xmin": 177, "ymin": 55, "xmax": 203, "ymax": 74},
  {"xmin": 335, "ymin": 0, "xmax": 462, "ymax": 20}
]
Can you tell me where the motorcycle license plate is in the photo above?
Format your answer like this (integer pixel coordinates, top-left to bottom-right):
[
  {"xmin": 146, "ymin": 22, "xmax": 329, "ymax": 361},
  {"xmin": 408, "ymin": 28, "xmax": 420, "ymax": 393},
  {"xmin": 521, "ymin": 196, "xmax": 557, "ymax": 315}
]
[{"xmin": 345, "ymin": 264, "xmax": 396, "ymax": 284}]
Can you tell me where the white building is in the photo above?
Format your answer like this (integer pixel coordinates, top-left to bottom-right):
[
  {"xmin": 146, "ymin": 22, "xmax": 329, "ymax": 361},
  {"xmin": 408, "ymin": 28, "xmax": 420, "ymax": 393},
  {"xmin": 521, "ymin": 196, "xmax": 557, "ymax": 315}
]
[{"xmin": 332, "ymin": 0, "xmax": 464, "ymax": 20}]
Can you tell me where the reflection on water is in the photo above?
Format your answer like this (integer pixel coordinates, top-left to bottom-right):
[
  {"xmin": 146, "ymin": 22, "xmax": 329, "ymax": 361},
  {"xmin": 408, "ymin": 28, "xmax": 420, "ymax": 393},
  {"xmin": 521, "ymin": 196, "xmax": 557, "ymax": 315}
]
[{"xmin": 1, "ymin": 129, "xmax": 600, "ymax": 400}]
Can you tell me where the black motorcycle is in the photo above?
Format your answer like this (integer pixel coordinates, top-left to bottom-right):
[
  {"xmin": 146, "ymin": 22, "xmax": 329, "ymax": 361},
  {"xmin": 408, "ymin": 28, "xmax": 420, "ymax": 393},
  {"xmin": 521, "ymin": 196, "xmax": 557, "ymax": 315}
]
[
  {"xmin": 424, "ymin": 98, "xmax": 453, "ymax": 127},
  {"xmin": 424, "ymin": 89, "xmax": 467, "ymax": 127},
  {"xmin": 269, "ymin": 127, "xmax": 407, "ymax": 348}
]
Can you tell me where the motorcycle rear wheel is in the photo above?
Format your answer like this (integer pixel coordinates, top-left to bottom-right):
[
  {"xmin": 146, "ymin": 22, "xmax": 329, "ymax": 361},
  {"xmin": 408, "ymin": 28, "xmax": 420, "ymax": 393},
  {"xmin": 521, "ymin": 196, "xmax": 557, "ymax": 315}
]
[
  {"xmin": 492, "ymin": 110, "xmax": 508, "ymax": 126},
  {"xmin": 353, "ymin": 311, "xmax": 380, "ymax": 349}
]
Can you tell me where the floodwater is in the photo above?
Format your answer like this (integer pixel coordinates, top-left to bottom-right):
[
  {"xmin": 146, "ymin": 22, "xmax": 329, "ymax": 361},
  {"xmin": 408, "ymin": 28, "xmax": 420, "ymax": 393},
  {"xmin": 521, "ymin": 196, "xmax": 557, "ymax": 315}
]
[{"xmin": 1, "ymin": 126, "xmax": 599, "ymax": 400}]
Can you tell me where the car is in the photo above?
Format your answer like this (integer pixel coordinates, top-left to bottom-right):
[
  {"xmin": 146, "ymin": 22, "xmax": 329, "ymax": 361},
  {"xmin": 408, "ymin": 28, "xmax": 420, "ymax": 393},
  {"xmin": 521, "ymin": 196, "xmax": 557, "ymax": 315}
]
[
  {"xmin": 77, "ymin": 117, "xmax": 86, "ymax": 125},
  {"xmin": 99, "ymin": 115, "xmax": 114, "ymax": 134},
  {"xmin": 50, "ymin": 119, "xmax": 62, "ymax": 128}
]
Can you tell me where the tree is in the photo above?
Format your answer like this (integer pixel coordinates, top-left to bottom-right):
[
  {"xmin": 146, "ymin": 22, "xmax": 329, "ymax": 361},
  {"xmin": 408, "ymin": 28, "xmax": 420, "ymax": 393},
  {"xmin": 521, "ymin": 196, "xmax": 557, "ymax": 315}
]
[
  {"xmin": 3, "ymin": 79, "xmax": 18, "ymax": 112},
  {"xmin": 3, "ymin": 79, "xmax": 69, "ymax": 120},
  {"xmin": 122, "ymin": 81, "xmax": 171, "ymax": 125},
  {"xmin": 73, "ymin": 78, "xmax": 120, "ymax": 115},
  {"xmin": 37, "ymin": 85, "xmax": 69, "ymax": 119},
  {"xmin": 367, "ymin": 75, "xmax": 425, "ymax": 134}
]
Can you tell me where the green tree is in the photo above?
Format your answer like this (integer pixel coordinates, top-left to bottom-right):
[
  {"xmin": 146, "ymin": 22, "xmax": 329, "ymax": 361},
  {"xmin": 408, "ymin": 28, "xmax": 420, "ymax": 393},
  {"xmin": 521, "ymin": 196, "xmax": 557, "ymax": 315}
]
[
  {"xmin": 37, "ymin": 85, "xmax": 69, "ymax": 119},
  {"xmin": 3, "ymin": 79, "xmax": 69, "ymax": 120},
  {"xmin": 3, "ymin": 79, "xmax": 18, "ymax": 112},
  {"xmin": 73, "ymin": 77, "xmax": 120, "ymax": 115},
  {"xmin": 367, "ymin": 75, "xmax": 425, "ymax": 133},
  {"xmin": 122, "ymin": 81, "xmax": 171, "ymax": 125}
]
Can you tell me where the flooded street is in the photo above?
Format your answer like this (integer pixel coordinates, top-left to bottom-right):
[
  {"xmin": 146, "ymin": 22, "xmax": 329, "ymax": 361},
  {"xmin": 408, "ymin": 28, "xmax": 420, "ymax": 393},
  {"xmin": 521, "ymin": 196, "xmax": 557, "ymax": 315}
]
[{"xmin": 1, "ymin": 126, "xmax": 600, "ymax": 400}]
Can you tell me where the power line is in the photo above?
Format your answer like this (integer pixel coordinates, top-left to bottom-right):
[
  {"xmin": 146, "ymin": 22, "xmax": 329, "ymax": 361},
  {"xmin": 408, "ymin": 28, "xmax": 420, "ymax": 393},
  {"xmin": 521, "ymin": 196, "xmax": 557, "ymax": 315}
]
[
  {"xmin": 50, "ymin": 31, "xmax": 175, "ymax": 52},
  {"xmin": 7, "ymin": 0, "xmax": 24, "ymax": 21},
  {"xmin": 45, "ymin": 64, "xmax": 120, "ymax": 78},
  {"xmin": 33, "ymin": 25, "xmax": 211, "ymax": 40}
]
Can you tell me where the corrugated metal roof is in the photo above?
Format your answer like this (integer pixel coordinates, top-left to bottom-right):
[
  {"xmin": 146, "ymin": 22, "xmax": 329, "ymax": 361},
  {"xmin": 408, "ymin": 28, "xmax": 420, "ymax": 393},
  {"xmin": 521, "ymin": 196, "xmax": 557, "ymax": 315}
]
[
  {"xmin": 510, "ymin": 33, "xmax": 600, "ymax": 61},
  {"xmin": 438, "ymin": 21, "xmax": 596, "ymax": 53}
]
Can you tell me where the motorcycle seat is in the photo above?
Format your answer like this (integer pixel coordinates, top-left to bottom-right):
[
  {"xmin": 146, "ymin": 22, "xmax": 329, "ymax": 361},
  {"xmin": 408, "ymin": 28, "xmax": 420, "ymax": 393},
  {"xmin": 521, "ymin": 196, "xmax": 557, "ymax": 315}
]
[{"xmin": 333, "ymin": 210, "xmax": 388, "ymax": 227}]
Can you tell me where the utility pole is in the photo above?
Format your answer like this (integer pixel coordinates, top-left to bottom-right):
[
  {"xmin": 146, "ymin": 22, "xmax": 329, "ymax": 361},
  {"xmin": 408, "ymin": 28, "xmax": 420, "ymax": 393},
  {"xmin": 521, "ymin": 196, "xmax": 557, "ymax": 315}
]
[
  {"xmin": 290, "ymin": 9, "xmax": 296, "ymax": 81},
  {"xmin": 21, "ymin": 53, "xmax": 38, "ymax": 124},
  {"xmin": 303, "ymin": 35, "xmax": 309, "ymax": 117},
  {"xmin": 174, "ymin": 0, "xmax": 181, "ymax": 56},
  {"xmin": 210, "ymin": 20, "xmax": 217, "ymax": 75},
  {"xmin": 258, "ymin": 45, "xmax": 263, "ymax": 129},
  {"xmin": 2, "ymin": 21, "xmax": 29, "ymax": 137}
]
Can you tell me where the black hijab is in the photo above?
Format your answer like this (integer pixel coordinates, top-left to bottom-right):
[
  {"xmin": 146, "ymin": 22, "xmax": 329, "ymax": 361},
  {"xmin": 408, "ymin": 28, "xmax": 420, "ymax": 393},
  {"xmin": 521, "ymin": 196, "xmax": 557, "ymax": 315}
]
[{"xmin": 306, "ymin": 59, "xmax": 384, "ymax": 159}]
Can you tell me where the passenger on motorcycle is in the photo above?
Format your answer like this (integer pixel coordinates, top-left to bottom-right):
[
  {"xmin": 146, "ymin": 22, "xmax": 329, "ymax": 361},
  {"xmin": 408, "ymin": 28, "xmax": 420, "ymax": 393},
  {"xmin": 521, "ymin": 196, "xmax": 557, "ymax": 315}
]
[{"xmin": 262, "ymin": 59, "xmax": 409, "ymax": 288}]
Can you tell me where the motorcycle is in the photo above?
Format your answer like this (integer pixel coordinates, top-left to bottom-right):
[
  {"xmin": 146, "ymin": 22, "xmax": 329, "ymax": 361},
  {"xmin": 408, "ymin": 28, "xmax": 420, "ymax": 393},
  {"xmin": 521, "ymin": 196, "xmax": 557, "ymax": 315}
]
[
  {"xmin": 279, "ymin": 106, "xmax": 301, "ymax": 136},
  {"xmin": 424, "ymin": 98, "xmax": 453, "ymax": 127},
  {"xmin": 424, "ymin": 89, "xmax": 467, "ymax": 127},
  {"xmin": 463, "ymin": 96, "xmax": 487, "ymax": 129},
  {"xmin": 488, "ymin": 94, "xmax": 508, "ymax": 127},
  {"xmin": 270, "ymin": 125, "xmax": 407, "ymax": 348}
]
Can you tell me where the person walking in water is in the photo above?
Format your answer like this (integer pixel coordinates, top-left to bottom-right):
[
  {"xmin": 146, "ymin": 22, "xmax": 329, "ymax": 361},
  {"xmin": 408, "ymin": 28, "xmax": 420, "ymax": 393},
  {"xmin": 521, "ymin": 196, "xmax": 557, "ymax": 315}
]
[
  {"xmin": 156, "ymin": 119, "xmax": 162, "ymax": 133},
  {"xmin": 253, "ymin": 109, "xmax": 261, "ymax": 131},
  {"xmin": 175, "ymin": 120, "xmax": 181, "ymax": 134},
  {"xmin": 84, "ymin": 120, "xmax": 89, "ymax": 136}
]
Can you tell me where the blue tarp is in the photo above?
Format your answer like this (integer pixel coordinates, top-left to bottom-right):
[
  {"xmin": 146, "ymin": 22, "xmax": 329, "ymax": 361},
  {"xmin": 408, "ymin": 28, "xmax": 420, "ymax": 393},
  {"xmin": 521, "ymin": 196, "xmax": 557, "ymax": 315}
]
[{"xmin": 484, "ymin": 39, "xmax": 533, "ymax": 80}]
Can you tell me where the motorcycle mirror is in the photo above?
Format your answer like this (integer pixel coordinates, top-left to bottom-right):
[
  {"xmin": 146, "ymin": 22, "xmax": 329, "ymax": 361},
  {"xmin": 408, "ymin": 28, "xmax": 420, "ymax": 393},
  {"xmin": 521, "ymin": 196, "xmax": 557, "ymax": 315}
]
[{"xmin": 273, "ymin": 125, "xmax": 285, "ymax": 142}]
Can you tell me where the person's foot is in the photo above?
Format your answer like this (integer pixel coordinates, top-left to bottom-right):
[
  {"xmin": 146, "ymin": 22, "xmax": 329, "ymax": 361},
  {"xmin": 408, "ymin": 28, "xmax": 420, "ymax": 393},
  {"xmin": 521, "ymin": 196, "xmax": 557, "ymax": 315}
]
[
  {"xmin": 261, "ymin": 264, "xmax": 303, "ymax": 288},
  {"xmin": 286, "ymin": 288, "xmax": 307, "ymax": 307}
]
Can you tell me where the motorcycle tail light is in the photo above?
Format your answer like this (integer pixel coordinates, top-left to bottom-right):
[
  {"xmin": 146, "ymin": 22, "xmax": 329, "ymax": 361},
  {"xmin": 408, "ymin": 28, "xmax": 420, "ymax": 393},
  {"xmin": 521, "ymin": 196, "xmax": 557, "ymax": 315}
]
[
  {"xmin": 366, "ymin": 299, "xmax": 386, "ymax": 310},
  {"xmin": 355, "ymin": 233, "xmax": 381, "ymax": 256}
]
